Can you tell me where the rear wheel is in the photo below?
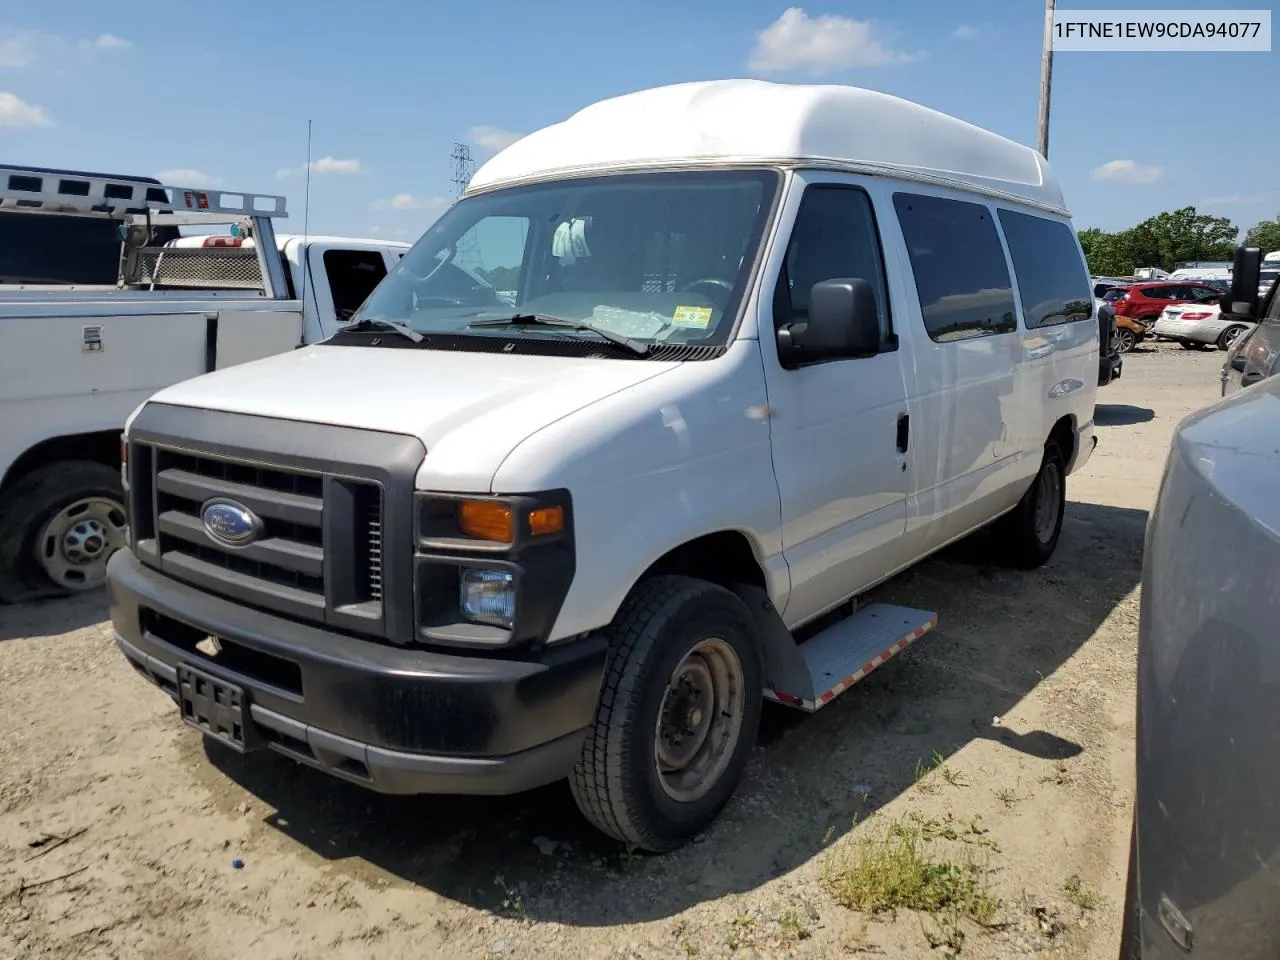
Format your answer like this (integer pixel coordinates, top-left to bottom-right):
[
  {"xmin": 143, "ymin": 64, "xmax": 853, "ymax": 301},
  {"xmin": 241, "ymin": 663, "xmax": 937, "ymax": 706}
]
[
  {"xmin": 0, "ymin": 461, "xmax": 126, "ymax": 604},
  {"xmin": 570, "ymin": 575, "xmax": 762, "ymax": 852},
  {"xmin": 1217, "ymin": 325, "xmax": 1247, "ymax": 351},
  {"xmin": 1115, "ymin": 328, "xmax": 1137, "ymax": 353},
  {"xmin": 993, "ymin": 441, "xmax": 1066, "ymax": 569}
]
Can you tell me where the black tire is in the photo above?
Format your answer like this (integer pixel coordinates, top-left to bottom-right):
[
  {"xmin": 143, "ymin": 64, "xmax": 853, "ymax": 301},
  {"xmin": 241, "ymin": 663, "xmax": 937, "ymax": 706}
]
[
  {"xmin": 1217, "ymin": 325, "xmax": 1246, "ymax": 351},
  {"xmin": 993, "ymin": 441, "xmax": 1066, "ymax": 570},
  {"xmin": 0, "ymin": 460, "xmax": 125, "ymax": 604},
  {"xmin": 1115, "ymin": 329, "xmax": 1137, "ymax": 353},
  {"xmin": 1180, "ymin": 340, "xmax": 1206, "ymax": 350},
  {"xmin": 1118, "ymin": 811, "xmax": 1141, "ymax": 959},
  {"xmin": 570, "ymin": 575, "xmax": 763, "ymax": 852}
]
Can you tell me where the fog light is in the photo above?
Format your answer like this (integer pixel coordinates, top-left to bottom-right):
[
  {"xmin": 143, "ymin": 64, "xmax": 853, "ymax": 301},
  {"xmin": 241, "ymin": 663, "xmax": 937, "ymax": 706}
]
[{"xmin": 460, "ymin": 568, "xmax": 516, "ymax": 627}]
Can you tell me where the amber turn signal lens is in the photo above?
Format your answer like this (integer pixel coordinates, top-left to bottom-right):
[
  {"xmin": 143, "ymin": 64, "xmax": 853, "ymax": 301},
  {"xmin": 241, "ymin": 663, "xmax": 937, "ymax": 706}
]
[
  {"xmin": 528, "ymin": 505, "xmax": 564, "ymax": 536},
  {"xmin": 120, "ymin": 437, "xmax": 128, "ymax": 465},
  {"xmin": 458, "ymin": 500, "xmax": 513, "ymax": 542}
]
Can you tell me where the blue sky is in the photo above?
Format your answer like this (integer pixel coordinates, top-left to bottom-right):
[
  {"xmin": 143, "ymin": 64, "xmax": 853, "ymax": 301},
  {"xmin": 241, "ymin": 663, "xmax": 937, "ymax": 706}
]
[{"xmin": 2, "ymin": 1, "xmax": 1275, "ymax": 240}]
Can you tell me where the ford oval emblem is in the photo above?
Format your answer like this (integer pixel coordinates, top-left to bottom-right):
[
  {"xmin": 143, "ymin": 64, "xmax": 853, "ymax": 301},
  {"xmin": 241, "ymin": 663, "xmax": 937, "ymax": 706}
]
[{"xmin": 201, "ymin": 499, "xmax": 263, "ymax": 547}]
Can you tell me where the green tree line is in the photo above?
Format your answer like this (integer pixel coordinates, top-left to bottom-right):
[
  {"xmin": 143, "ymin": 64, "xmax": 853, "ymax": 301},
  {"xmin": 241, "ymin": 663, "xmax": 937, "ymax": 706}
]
[{"xmin": 1079, "ymin": 209, "xmax": 1280, "ymax": 277}]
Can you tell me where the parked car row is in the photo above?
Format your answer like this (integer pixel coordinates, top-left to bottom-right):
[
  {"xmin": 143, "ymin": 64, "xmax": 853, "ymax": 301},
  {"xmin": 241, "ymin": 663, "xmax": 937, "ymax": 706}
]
[{"xmin": 1090, "ymin": 274, "xmax": 1266, "ymax": 354}]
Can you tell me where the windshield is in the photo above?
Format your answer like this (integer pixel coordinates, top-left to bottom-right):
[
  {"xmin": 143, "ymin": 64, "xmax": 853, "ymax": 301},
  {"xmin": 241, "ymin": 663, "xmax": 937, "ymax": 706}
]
[{"xmin": 347, "ymin": 169, "xmax": 779, "ymax": 350}]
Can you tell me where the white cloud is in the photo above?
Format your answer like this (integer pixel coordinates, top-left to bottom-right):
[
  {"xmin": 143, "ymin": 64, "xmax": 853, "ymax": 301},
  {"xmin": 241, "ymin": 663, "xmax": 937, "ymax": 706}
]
[
  {"xmin": 1197, "ymin": 193, "xmax": 1267, "ymax": 207},
  {"xmin": 89, "ymin": 33, "xmax": 131, "ymax": 49},
  {"xmin": 0, "ymin": 91, "xmax": 52, "ymax": 128},
  {"xmin": 0, "ymin": 32, "xmax": 41, "ymax": 68},
  {"xmin": 371, "ymin": 192, "xmax": 449, "ymax": 212},
  {"xmin": 276, "ymin": 156, "xmax": 366, "ymax": 178},
  {"xmin": 468, "ymin": 125, "xmax": 525, "ymax": 152},
  {"xmin": 1090, "ymin": 159, "xmax": 1164, "ymax": 185},
  {"xmin": 156, "ymin": 168, "xmax": 223, "ymax": 187},
  {"xmin": 748, "ymin": 8, "xmax": 922, "ymax": 75},
  {"xmin": 951, "ymin": 25, "xmax": 979, "ymax": 40}
]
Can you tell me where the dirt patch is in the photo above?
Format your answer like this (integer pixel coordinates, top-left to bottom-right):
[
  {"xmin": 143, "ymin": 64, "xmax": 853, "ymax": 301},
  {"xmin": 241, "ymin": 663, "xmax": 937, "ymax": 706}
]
[{"xmin": 0, "ymin": 342, "xmax": 1226, "ymax": 959}]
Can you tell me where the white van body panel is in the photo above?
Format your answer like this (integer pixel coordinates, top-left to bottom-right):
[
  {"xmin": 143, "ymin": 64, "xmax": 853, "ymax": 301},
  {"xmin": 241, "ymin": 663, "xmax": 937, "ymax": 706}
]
[{"xmin": 492, "ymin": 339, "xmax": 788, "ymax": 637}]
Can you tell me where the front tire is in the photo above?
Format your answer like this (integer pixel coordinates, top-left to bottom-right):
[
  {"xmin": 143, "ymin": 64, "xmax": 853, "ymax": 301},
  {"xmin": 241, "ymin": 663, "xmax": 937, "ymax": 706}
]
[
  {"xmin": 570, "ymin": 575, "xmax": 762, "ymax": 852},
  {"xmin": 1115, "ymin": 328, "xmax": 1137, "ymax": 353},
  {"xmin": 993, "ymin": 441, "xmax": 1066, "ymax": 569},
  {"xmin": 0, "ymin": 461, "xmax": 126, "ymax": 604}
]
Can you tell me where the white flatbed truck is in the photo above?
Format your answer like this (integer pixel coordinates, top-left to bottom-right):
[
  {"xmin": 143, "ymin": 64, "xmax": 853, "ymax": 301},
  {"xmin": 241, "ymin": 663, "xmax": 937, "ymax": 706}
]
[{"xmin": 0, "ymin": 167, "xmax": 409, "ymax": 602}]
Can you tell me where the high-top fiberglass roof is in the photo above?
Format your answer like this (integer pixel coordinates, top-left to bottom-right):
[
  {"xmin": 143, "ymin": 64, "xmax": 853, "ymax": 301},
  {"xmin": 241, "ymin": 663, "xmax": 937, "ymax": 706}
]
[{"xmin": 468, "ymin": 79, "xmax": 1065, "ymax": 213}]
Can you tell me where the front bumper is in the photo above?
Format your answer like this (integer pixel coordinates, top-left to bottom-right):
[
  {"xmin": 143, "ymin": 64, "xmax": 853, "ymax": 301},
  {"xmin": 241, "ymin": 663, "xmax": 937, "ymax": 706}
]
[{"xmin": 107, "ymin": 549, "xmax": 607, "ymax": 795}]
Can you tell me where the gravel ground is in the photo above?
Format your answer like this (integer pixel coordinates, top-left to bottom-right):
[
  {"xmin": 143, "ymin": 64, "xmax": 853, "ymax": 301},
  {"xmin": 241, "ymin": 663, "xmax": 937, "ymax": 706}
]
[{"xmin": 0, "ymin": 342, "xmax": 1228, "ymax": 960}]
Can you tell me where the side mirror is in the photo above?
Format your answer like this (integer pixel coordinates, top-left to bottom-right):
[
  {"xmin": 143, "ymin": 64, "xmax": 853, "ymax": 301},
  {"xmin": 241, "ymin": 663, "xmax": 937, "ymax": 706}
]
[
  {"xmin": 1220, "ymin": 245, "xmax": 1262, "ymax": 319},
  {"xmin": 778, "ymin": 278, "xmax": 882, "ymax": 365}
]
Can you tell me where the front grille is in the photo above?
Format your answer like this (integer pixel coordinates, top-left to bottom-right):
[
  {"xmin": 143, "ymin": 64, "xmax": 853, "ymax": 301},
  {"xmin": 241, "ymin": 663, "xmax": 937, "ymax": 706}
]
[{"xmin": 131, "ymin": 443, "xmax": 385, "ymax": 632}]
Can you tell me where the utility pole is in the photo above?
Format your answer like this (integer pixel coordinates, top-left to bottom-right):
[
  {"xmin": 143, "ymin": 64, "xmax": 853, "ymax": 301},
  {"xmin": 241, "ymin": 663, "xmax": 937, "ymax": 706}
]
[{"xmin": 1038, "ymin": 0, "xmax": 1055, "ymax": 158}]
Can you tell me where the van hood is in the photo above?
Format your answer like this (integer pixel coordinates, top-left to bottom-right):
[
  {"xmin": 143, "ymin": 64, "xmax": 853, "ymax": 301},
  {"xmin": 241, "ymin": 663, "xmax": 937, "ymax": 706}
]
[{"xmin": 140, "ymin": 344, "xmax": 680, "ymax": 492}]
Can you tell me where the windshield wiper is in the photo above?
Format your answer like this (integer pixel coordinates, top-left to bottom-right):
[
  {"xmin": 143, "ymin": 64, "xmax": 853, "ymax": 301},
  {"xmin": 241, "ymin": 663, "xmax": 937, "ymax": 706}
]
[
  {"xmin": 338, "ymin": 317, "xmax": 424, "ymax": 343},
  {"xmin": 468, "ymin": 314, "xmax": 650, "ymax": 356}
]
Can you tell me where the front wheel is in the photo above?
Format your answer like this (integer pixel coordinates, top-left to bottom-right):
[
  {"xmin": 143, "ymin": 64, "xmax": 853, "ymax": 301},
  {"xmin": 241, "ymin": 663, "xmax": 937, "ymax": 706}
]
[
  {"xmin": 1115, "ymin": 328, "xmax": 1137, "ymax": 353},
  {"xmin": 993, "ymin": 441, "xmax": 1066, "ymax": 569},
  {"xmin": 0, "ymin": 461, "xmax": 127, "ymax": 604},
  {"xmin": 570, "ymin": 575, "xmax": 762, "ymax": 852}
]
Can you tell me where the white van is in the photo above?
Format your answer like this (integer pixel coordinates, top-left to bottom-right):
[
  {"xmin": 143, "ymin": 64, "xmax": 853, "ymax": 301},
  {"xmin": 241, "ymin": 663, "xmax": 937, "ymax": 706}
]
[{"xmin": 106, "ymin": 80, "xmax": 1098, "ymax": 852}]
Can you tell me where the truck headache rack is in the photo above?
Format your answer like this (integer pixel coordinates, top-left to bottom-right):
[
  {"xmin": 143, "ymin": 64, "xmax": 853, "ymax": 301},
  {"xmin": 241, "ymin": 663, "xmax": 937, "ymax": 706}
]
[
  {"xmin": 127, "ymin": 248, "xmax": 264, "ymax": 290},
  {"xmin": 0, "ymin": 166, "xmax": 287, "ymax": 218}
]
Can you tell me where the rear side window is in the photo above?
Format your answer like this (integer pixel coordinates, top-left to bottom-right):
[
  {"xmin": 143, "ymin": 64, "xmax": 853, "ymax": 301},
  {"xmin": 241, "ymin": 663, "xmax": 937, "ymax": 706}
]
[
  {"xmin": 323, "ymin": 249, "xmax": 388, "ymax": 320},
  {"xmin": 997, "ymin": 210, "xmax": 1092, "ymax": 328},
  {"xmin": 893, "ymin": 193, "xmax": 1016, "ymax": 342}
]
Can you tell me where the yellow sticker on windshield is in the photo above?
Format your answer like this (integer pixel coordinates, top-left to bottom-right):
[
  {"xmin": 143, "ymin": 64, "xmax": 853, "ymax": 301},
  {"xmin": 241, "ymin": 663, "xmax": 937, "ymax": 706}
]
[{"xmin": 672, "ymin": 305, "xmax": 713, "ymax": 329}]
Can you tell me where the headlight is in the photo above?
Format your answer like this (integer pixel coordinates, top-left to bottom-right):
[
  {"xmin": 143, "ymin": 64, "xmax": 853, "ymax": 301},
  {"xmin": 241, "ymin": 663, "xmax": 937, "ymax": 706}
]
[
  {"xmin": 414, "ymin": 490, "xmax": 575, "ymax": 649},
  {"xmin": 460, "ymin": 568, "xmax": 516, "ymax": 627}
]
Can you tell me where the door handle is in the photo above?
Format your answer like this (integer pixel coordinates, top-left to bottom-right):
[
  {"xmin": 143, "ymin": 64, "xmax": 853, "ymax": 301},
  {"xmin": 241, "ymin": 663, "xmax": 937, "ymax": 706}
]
[{"xmin": 896, "ymin": 413, "xmax": 910, "ymax": 453}]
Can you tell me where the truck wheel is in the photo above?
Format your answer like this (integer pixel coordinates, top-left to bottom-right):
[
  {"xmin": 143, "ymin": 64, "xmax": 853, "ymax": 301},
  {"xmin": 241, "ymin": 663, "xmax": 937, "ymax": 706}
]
[
  {"xmin": 0, "ymin": 461, "xmax": 126, "ymax": 604},
  {"xmin": 994, "ymin": 441, "xmax": 1065, "ymax": 570},
  {"xmin": 570, "ymin": 575, "xmax": 762, "ymax": 852}
]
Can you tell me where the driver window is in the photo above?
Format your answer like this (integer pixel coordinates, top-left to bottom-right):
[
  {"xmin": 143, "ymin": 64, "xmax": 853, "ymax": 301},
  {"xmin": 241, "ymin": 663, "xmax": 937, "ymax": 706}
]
[{"xmin": 779, "ymin": 185, "xmax": 891, "ymax": 338}]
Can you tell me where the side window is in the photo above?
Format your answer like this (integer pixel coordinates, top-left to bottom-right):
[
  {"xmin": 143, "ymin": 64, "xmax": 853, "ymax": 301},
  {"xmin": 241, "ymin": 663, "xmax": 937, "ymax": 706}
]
[
  {"xmin": 997, "ymin": 209, "xmax": 1091, "ymax": 328},
  {"xmin": 1145, "ymin": 286, "xmax": 1170, "ymax": 300},
  {"xmin": 893, "ymin": 193, "xmax": 1016, "ymax": 342},
  {"xmin": 777, "ymin": 185, "xmax": 891, "ymax": 341},
  {"xmin": 322, "ymin": 249, "xmax": 388, "ymax": 320}
]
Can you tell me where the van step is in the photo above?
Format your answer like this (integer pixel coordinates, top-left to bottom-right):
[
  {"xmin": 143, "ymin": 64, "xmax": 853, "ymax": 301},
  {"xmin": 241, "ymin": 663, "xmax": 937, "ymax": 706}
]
[{"xmin": 764, "ymin": 603, "xmax": 937, "ymax": 713}]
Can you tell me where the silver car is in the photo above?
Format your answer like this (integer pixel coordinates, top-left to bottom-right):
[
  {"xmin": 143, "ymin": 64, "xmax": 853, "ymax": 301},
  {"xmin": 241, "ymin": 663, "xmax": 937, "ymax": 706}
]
[{"xmin": 1121, "ymin": 359, "xmax": 1280, "ymax": 957}]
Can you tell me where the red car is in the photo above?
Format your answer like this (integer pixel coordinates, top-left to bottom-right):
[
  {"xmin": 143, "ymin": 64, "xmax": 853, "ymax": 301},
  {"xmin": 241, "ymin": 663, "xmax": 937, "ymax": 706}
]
[{"xmin": 1112, "ymin": 281, "xmax": 1223, "ymax": 342}]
